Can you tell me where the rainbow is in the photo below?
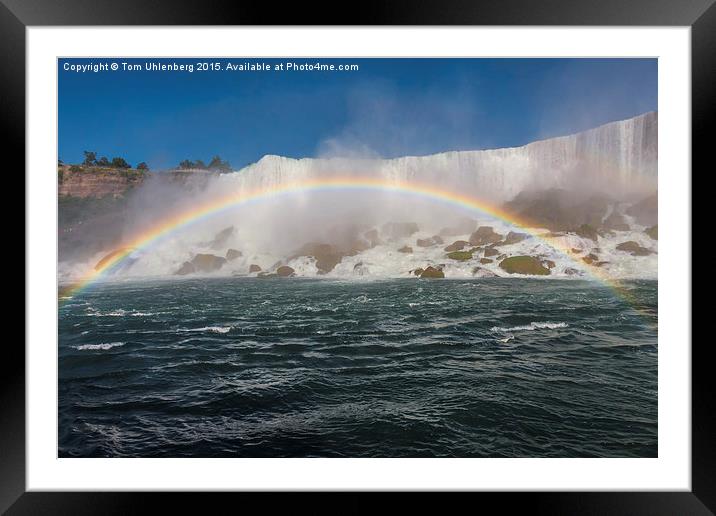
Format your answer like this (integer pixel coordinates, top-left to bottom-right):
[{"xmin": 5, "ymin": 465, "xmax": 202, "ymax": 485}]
[{"xmin": 59, "ymin": 177, "xmax": 641, "ymax": 309}]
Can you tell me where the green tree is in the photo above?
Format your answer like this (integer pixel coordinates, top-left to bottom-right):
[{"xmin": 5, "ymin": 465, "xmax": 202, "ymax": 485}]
[
  {"xmin": 195, "ymin": 159, "xmax": 207, "ymax": 169},
  {"xmin": 208, "ymin": 155, "xmax": 231, "ymax": 172},
  {"xmin": 178, "ymin": 159, "xmax": 195, "ymax": 169},
  {"xmin": 136, "ymin": 162, "xmax": 149, "ymax": 171},
  {"xmin": 97, "ymin": 156, "xmax": 110, "ymax": 167},
  {"xmin": 111, "ymin": 157, "xmax": 131, "ymax": 169},
  {"xmin": 82, "ymin": 151, "xmax": 97, "ymax": 166}
]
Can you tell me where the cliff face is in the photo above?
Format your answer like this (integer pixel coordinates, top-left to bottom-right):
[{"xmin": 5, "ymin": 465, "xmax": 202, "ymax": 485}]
[{"xmin": 58, "ymin": 166, "xmax": 148, "ymax": 198}]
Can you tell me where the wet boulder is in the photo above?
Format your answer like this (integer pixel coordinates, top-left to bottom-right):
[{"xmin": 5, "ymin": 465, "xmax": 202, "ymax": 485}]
[
  {"xmin": 444, "ymin": 240, "xmax": 469, "ymax": 252},
  {"xmin": 249, "ymin": 264, "xmax": 262, "ymax": 273},
  {"xmin": 645, "ymin": 225, "xmax": 658, "ymax": 240},
  {"xmin": 175, "ymin": 261, "xmax": 196, "ymax": 275},
  {"xmin": 416, "ymin": 235, "xmax": 443, "ymax": 247},
  {"xmin": 574, "ymin": 224, "xmax": 599, "ymax": 241},
  {"xmin": 447, "ymin": 250, "xmax": 474, "ymax": 261},
  {"xmin": 411, "ymin": 268, "xmax": 424, "ymax": 277},
  {"xmin": 276, "ymin": 265, "xmax": 295, "ymax": 277},
  {"xmin": 420, "ymin": 266, "xmax": 445, "ymax": 278},
  {"xmin": 469, "ymin": 226, "xmax": 503, "ymax": 246},
  {"xmin": 499, "ymin": 256, "xmax": 551, "ymax": 276},
  {"xmin": 503, "ymin": 231, "xmax": 528, "ymax": 245},
  {"xmin": 191, "ymin": 253, "xmax": 227, "ymax": 272},
  {"xmin": 472, "ymin": 266, "xmax": 498, "ymax": 278},
  {"xmin": 616, "ymin": 241, "xmax": 654, "ymax": 256},
  {"xmin": 483, "ymin": 248, "xmax": 499, "ymax": 257},
  {"xmin": 479, "ymin": 258, "xmax": 493, "ymax": 264},
  {"xmin": 398, "ymin": 245, "xmax": 413, "ymax": 254},
  {"xmin": 226, "ymin": 248, "xmax": 242, "ymax": 260}
]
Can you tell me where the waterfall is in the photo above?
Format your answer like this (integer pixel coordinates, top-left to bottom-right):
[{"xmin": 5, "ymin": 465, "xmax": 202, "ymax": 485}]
[{"xmin": 214, "ymin": 112, "xmax": 657, "ymax": 203}]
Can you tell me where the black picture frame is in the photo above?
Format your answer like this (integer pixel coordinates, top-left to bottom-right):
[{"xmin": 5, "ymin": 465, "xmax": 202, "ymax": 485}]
[{"xmin": 6, "ymin": 0, "xmax": 710, "ymax": 513}]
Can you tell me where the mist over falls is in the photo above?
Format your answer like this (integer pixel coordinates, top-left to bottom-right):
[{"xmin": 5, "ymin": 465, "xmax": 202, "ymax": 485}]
[{"xmin": 58, "ymin": 112, "xmax": 658, "ymax": 282}]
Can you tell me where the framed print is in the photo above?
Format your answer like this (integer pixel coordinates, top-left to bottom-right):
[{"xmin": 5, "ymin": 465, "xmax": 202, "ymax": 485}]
[{"xmin": 7, "ymin": 0, "xmax": 712, "ymax": 513}]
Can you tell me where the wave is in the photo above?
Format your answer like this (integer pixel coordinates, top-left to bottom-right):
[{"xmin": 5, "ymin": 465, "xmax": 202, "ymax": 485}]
[
  {"xmin": 73, "ymin": 342, "xmax": 125, "ymax": 351},
  {"xmin": 491, "ymin": 322, "xmax": 569, "ymax": 332},
  {"xmin": 177, "ymin": 326, "xmax": 232, "ymax": 334}
]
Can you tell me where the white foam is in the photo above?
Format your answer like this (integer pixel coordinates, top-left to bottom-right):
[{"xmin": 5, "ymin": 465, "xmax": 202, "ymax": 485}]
[
  {"xmin": 73, "ymin": 342, "xmax": 125, "ymax": 351},
  {"xmin": 491, "ymin": 322, "xmax": 569, "ymax": 332}
]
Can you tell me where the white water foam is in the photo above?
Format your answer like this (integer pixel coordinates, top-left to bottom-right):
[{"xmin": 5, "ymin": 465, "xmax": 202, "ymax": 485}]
[
  {"xmin": 73, "ymin": 342, "xmax": 125, "ymax": 351},
  {"xmin": 491, "ymin": 322, "xmax": 569, "ymax": 332}
]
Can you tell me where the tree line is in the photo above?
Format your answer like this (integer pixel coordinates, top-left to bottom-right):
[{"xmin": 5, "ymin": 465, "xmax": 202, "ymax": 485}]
[
  {"xmin": 79, "ymin": 151, "xmax": 148, "ymax": 171},
  {"xmin": 177, "ymin": 155, "xmax": 232, "ymax": 172}
]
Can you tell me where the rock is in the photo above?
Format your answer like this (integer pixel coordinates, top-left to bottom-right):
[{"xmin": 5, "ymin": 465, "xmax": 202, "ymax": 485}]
[
  {"xmin": 616, "ymin": 241, "xmax": 654, "ymax": 256},
  {"xmin": 447, "ymin": 250, "xmax": 474, "ymax": 261},
  {"xmin": 469, "ymin": 226, "xmax": 503, "ymax": 246},
  {"xmin": 208, "ymin": 226, "xmax": 235, "ymax": 249},
  {"xmin": 645, "ymin": 225, "xmax": 658, "ymax": 240},
  {"xmin": 570, "ymin": 248, "xmax": 582, "ymax": 254},
  {"xmin": 595, "ymin": 261, "xmax": 609, "ymax": 267},
  {"xmin": 564, "ymin": 267, "xmax": 580, "ymax": 276},
  {"xmin": 417, "ymin": 235, "xmax": 444, "ymax": 247},
  {"xmin": 479, "ymin": 258, "xmax": 493, "ymax": 264},
  {"xmin": 603, "ymin": 211, "xmax": 630, "ymax": 231},
  {"xmin": 191, "ymin": 253, "xmax": 227, "ymax": 272},
  {"xmin": 382, "ymin": 222, "xmax": 419, "ymax": 240},
  {"xmin": 472, "ymin": 266, "xmax": 498, "ymax": 278},
  {"xmin": 484, "ymin": 248, "xmax": 499, "ymax": 257},
  {"xmin": 438, "ymin": 217, "xmax": 477, "ymax": 237},
  {"xmin": 503, "ymin": 231, "xmax": 528, "ymax": 245},
  {"xmin": 444, "ymin": 240, "xmax": 469, "ymax": 252},
  {"xmin": 292, "ymin": 242, "xmax": 345, "ymax": 273},
  {"xmin": 411, "ymin": 268, "xmax": 424, "ymax": 277},
  {"xmin": 626, "ymin": 192, "xmax": 657, "ymax": 226},
  {"xmin": 276, "ymin": 265, "xmax": 295, "ymax": 277},
  {"xmin": 420, "ymin": 266, "xmax": 445, "ymax": 278},
  {"xmin": 542, "ymin": 259, "xmax": 556, "ymax": 269},
  {"xmin": 398, "ymin": 245, "xmax": 413, "ymax": 253},
  {"xmin": 257, "ymin": 272, "xmax": 278, "ymax": 279},
  {"xmin": 582, "ymin": 253, "xmax": 599, "ymax": 265},
  {"xmin": 249, "ymin": 264, "xmax": 262, "ymax": 273},
  {"xmin": 575, "ymin": 224, "xmax": 599, "ymax": 241},
  {"xmin": 175, "ymin": 261, "xmax": 196, "ymax": 275},
  {"xmin": 499, "ymin": 256, "xmax": 551, "ymax": 275},
  {"xmin": 503, "ymin": 188, "xmax": 614, "ymax": 231},
  {"xmin": 226, "ymin": 248, "xmax": 242, "ymax": 260}
]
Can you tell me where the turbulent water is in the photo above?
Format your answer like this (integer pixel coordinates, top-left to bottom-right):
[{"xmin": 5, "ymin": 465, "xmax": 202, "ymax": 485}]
[{"xmin": 58, "ymin": 278, "xmax": 657, "ymax": 458}]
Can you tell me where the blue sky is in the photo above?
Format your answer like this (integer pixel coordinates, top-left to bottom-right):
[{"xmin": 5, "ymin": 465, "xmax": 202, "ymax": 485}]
[{"xmin": 58, "ymin": 58, "xmax": 657, "ymax": 170}]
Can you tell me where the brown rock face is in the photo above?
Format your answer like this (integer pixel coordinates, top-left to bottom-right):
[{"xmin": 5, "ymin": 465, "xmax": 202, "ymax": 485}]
[
  {"xmin": 444, "ymin": 240, "xmax": 469, "ymax": 252},
  {"xmin": 484, "ymin": 248, "xmax": 499, "ymax": 257},
  {"xmin": 411, "ymin": 268, "xmax": 424, "ymax": 276},
  {"xmin": 645, "ymin": 225, "xmax": 658, "ymax": 240},
  {"xmin": 616, "ymin": 241, "xmax": 654, "ymax": 256},
  {"xmin": 472, "ymin": 266, "xmax": 498, "ymax": 277},
  {"xmin": 582, "ymin": 253, "xmax": 599, "ymax": 265},
  {"xmin": 226, "ymin": 248, "xmax": 242, "ymax": 260},
  {"xmin": 58, "ymin": 166, "xmax": 147, "ymax": 198},
  {"xmin": 499, "ymin": 256, "xmax": 551, "ymax": 275},
  {"xmin": 249, "ymin": 264, "xmax": 262, "ymax": 273},
  {"xmin": 626, "ymin": 192, "xmax": 658, "ymax": 227},
  {"xmin": 503, "ymin": 231, "xmax": 528, "ymax": 245},
  {"xmin": 208, "ymin": 227, "xmax": 235, "ymax": 250},
  {"xmin": 479, "ymin": 258, "xmax": 493, "ymax": 264},
  {"xmin": 575, "ymin": 224, "xmax": 599, "ymax": 241},
  {"xmin": 416, "ymin": 235, "xmax": 444, "ymax": 247},
  {"xmin": 175, "ymin": 261, "xmax": 196, "ymax": 275},
  {"xmin": 191, "ymin": 253, "xmax": 228, "ymax": 272},
  {"xmin": 292, "ymin": 243, "xmax": 345, "ymax": 273},
  {"xmin": 398, "ymin": 245, "xmax": 413, "ymax": 254},
  {"xmin": 542, "ymin": 259, "xmax": 556, "ymax": 269},
  {"xmin": 276, "ymin": 265, "xmax": 295, "ymax": 277},
  {"xmin": 420, "ymin": 266, "xmax": 445, "ymax": 278},
  {"xmin": 469, "ymin": 226, "xmax": 503, "ymax": 246}
]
